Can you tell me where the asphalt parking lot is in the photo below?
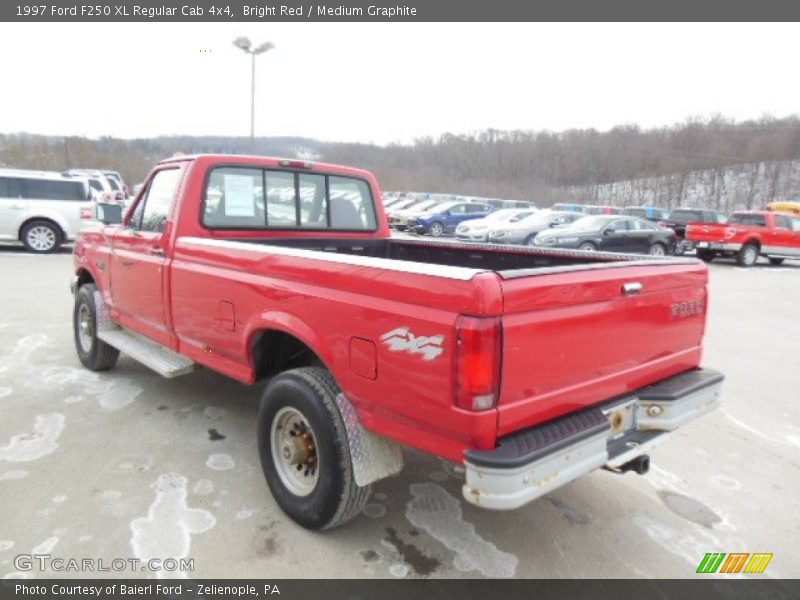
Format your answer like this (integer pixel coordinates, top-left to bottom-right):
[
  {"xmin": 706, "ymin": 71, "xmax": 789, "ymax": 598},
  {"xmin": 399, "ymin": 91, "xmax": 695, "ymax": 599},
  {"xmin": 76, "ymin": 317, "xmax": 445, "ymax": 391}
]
[{"xmin": 1, "ymin": 247, "xmax": 798, "ymax": 579}]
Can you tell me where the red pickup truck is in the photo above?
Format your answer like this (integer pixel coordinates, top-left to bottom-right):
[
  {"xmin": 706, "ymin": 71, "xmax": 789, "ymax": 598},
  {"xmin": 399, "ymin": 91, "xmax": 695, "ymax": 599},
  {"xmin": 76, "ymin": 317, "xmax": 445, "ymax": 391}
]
[
  {"xmin": 71, "ymin": 155, "xmax": 723, "ymax": 530},
  {"xmin": 687, "ymin": 210, "xmax": 800, "ymax": 266}
]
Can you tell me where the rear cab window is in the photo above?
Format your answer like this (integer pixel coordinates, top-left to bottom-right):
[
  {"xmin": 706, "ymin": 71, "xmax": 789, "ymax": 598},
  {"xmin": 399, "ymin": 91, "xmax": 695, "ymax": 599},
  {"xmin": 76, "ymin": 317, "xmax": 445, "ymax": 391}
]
[{"xmin": 202, "ymin": 166, "xmax": 377, "ymax": 231}]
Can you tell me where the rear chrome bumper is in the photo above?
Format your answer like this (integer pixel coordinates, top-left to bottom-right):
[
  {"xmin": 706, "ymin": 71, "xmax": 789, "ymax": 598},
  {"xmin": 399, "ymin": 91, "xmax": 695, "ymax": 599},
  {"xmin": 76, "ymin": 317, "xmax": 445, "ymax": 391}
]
[{"xmin": 462, "ymin": 368, "xmax": 723, "ymax": 510}]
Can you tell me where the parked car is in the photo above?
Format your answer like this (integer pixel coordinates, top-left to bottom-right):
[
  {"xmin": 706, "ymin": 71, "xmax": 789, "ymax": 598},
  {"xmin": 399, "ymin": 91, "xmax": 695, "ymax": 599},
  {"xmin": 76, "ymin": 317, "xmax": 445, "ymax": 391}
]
[
  {"xmin": 584, "ymin": 205, "xmax": 623, "ymax": 215},
  {"xmin": 388, "ymin": 199, "xmax": 443, "ymax": 230},
  {"xmin": 487, "ymin": 210, "xmax": 582, "ymax": 245},
  {"xmin": 454, "ymin": 208, "xmax": 537, "ymax": 242},
  {"xmin": 65, "ymin": 169, "xmax": 123, "ymax": 204},
  {"xmin": 534, "ymin": 215, "xmax": 677, "ymax": 256},
  {"xmin": 552, "ymin": 202, "xmax": 586, "ymax": 213},
  {"xmin": 384, "ymin": 197, "xmax": 422, "ymax": 215},
  {"xmin": 686, "ymin": 210, "xmax": 800, "ymax": 266},
  {"xmin": 71, "ymin": 153, "xmax": 722, "ymax": 529},
  {"xmin": 408, "ymin": 201, "xmax": 495, "ymax": 236},
  {"xmin": 664, "ymin": 208, "xmax": 727, "ymax": 254},
  {"xmin": 622, "ymin": 205, "xmax": 671, "ymax": 224},
  {"xmin": 0, "ymin": 168, "xmax": 94, "ymax": 253}
]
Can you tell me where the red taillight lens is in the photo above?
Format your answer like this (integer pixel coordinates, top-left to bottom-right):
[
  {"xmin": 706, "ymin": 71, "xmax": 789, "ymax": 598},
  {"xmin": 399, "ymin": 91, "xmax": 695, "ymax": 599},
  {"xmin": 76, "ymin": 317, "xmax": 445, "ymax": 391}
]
[
  {"xmin": 657, "ymin": 221, "xmax": 668, "ymax": 228},
  {"xmin": 454, "ymin": 316, "xmax": 502, "ymax": 412},
  {"xmin": 80, "ymin": 207, "xmax": 93, "ymax": 220}
]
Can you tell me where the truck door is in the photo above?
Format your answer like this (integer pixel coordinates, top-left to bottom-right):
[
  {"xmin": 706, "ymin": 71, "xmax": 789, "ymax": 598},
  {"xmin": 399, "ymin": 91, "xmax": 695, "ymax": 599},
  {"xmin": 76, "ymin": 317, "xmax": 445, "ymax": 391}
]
[
  {"xmin": 109, "ymin": 167, "xmax": 183, "ymax": 347},
  {"xmin": 771, "ymin": 214, "xmax": 795, "ymax": 255}
]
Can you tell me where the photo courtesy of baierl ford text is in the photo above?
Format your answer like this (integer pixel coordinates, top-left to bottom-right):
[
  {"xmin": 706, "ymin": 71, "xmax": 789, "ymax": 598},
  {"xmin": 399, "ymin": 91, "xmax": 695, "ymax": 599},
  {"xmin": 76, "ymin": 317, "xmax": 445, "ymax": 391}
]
[{"xmin": 0, "ymin": 1, "xmax": 798, "ymax": 598}]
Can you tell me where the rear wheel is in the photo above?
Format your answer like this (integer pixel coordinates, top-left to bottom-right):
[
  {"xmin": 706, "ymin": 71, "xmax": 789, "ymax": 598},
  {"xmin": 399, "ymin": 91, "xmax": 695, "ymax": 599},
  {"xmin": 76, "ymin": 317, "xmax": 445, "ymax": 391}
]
[
  {"xmin": 696, "ymin": 249, "xmax": 716, "ymax": 262},
  {"xmin": 736, "ymin": 243, "xmax": 759, "ymax": 267},
  {"xmin": 257, "ymin": 367, "xmax": 370, "ymax": 530},
  {"xmin": 648, "ymin": 243, "xmax": 666, "ymax": 257},
  {"xmin": 73, "ymin": 284, "xmax": 120, "ymax": 371},
  {"xmin": 21, "ymin": 220, "xmax": 62, "ymax": 254},
  {"xmin": 524, "ymin": 234, "xmax": 538, "ymax": 246},
  {"xmin": 769, "ymin": 257, "xmax": 785, "ymax": 266},
  {"xmin": 429, "ymin": 222, "xmax": 444, "ymax": 237},
  {"xmin": 579, "ymin": 242, "xmax": 596, "ymax": 252}
]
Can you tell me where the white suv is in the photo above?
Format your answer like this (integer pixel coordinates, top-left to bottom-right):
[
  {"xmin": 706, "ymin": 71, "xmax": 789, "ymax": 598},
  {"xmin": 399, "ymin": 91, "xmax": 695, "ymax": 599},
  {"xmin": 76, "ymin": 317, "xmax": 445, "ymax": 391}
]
[{"xmin": 0, "ymin": 169, "xmax": 94, "ymax": 253}]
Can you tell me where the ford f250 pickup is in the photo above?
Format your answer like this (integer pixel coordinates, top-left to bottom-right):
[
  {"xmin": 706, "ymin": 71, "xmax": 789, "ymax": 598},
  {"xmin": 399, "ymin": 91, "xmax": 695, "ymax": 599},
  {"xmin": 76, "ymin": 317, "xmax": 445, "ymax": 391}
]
[
  {"xmin": 686, "ymin": 210, "xmax": 800, "ymax": 266},
  {"xmin": 72, "ymin": 154, "xmax": 723, "ymax": 530}
]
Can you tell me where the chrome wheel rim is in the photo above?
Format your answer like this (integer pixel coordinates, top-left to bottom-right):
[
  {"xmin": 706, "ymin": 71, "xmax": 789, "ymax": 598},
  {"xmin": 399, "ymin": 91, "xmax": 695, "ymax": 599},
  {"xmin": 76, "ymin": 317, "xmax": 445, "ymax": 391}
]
[
  {"xmin": 744, "ymin": 247, "xmax": 757, "ymax": 265},
  {"xmin": 27, "ymin": 226, "xmax": 56, "ymax": 251},
  {"xmin": 649, "ymin": 244, "xmax": 665, "ymax": 256},
  {"xmin": 580, "ymin": 243, "xmax": 595, "ymax": 252},
  {"xmin": 270, "ymin": 407, "xmax": 319, "ymax": 497},
  {"xmin": 77, "ymin": 303, "xmax": 94, "ymax": 353},
  {"xmin": 430, "ymin": 223, "xmax": 443, "ymax": 236}
]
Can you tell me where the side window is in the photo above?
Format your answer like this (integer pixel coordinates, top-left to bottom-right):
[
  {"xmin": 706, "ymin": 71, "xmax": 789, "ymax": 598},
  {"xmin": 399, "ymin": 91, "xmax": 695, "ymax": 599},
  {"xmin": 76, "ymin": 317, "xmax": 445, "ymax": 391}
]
[
  {"xmin": 135, "ymin": 169, "xmax": 182, "ymax": 233},
  {"xmin": 328, "ymin": 176, "xmax": 375, "ymax": 230},
  {"xmin": 774, "ymin": 215, "xmax": 792, "ymax": 230},
  {"xmin": 449, "ymin": 204, "xmax": 466, "ymax": 215},
  {"xmin": 25, "ymin": 179, "xmax": 84, "ymax": 201},
  {"xmin": 790, "ymin": 217, "xmax": 800, "ymax": 232},
  {"xmin": 0, "ymin": 177, "xmax": 23, "ymax": 198},
  {"xmin": 607, "ymin": 219, "xmax": 628, "ymax": 232},
  {"xmin": 751, "ymin": 215, "xmax": 767, "ymax": 227}
]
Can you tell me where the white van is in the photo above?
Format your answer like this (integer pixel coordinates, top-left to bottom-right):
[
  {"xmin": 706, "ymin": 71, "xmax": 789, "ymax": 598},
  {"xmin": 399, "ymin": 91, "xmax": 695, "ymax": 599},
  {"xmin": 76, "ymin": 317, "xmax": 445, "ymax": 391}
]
[{"xmin": 0, "ymin": 168, "xmax": 93, "ymax": 253}]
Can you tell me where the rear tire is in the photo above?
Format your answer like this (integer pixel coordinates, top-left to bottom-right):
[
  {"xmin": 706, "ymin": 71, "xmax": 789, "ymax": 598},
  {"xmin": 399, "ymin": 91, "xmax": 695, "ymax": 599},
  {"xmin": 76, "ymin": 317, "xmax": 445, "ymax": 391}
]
[
  {"xmin": 73, "ymin": 284, "xmax": 120, "ymax": 371},
  {"xmin": 524, "ymin": 234, "xmax": 538, "ymax": 246},
  {"xmin": 257, "ymin": 367, "xmax": 370, "ymax": 530},
  {"xmin": 736, "ymin": 243, "xmax": 759, "ymax": 267},
  {"xmin": 696, "ymin": 249, "xmax": 716, "ymax": 262},
  {"xmin": 579, "ymin": 242, "xmax": 597, "ymax": 252},
  {"xmin": 769, "ymin": 257, "xmax": 785, "ymax": 266},
  {"xmin": 21, "ymin": 220, "xmax": 62, "ymax": 254},
  {"xmin": 648, "ymin": 243, "xmax": 666, "ymax": 257}
]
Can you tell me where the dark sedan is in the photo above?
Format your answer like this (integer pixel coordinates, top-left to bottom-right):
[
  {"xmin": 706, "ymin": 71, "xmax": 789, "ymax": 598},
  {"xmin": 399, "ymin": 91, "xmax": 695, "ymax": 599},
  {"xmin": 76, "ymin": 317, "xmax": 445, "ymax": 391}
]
[{"xmin": 533, "ymin": 215, "xmax": 677, "ymax": 256}]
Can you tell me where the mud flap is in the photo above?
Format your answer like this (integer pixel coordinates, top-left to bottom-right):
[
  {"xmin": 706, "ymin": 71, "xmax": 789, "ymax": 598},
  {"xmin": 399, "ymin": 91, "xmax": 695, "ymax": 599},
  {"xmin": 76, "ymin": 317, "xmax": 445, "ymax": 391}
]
[{"xmin": 335, "ymin": 393, "xmax": 404, "ymax": 486}]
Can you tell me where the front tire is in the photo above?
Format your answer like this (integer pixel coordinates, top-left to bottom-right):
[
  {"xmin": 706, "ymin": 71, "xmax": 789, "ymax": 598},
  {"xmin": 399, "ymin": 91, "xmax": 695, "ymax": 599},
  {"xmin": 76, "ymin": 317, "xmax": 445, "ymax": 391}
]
[
  {"xmin": 429, "ymin": 222, "xmax": 444, "ymax": 237},
  {"xmin": 648, "ymin": 243, "xmax": 666, "ymax": 257},
  {"xmin": 73, "ymin": 284, "xmax": 120, "ymax": 371},
  {"xmin": 21, "ymin": 220, "xmax": 62, "ymax": 254},
  {"xmin": 257, "ymin": 367, "xmax": 370, "ymax": 530},
  {"xmin": 579, "ymin": 242, "xmax": 597, "ymax": 252},
  {"xmin": 736, "ymin": 243, "xmax": 759, "ymax": 267}
]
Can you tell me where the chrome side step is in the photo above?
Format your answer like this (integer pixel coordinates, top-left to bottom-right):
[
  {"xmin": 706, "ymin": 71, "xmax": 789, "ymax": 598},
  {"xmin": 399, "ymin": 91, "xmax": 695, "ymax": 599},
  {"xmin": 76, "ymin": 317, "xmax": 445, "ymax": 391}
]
[{"xmin": 97, "ymin": 328, "xmax": 196, "ymax": 378}]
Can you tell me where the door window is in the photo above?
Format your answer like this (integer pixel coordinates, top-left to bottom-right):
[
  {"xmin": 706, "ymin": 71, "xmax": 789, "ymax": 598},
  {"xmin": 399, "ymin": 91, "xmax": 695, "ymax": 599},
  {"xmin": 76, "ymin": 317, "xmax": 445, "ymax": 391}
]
[
  {"xmin": 0, "ymin": 177, "xmax": 23, "ymax": 199},
  {"xmin": 133, "ymin": 169, "xmax": 182, "ymax": 233},
  {"xmin": 774, "ymin": 215, "xmax": 792, "ymax": 230}
]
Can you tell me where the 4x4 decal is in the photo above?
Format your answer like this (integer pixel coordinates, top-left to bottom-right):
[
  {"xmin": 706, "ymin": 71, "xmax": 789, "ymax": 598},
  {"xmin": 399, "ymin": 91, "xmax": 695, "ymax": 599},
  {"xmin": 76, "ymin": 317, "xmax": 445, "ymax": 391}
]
[{"xmin": 380, "ymin": 327, "xmax": 444, "ymax": 361}]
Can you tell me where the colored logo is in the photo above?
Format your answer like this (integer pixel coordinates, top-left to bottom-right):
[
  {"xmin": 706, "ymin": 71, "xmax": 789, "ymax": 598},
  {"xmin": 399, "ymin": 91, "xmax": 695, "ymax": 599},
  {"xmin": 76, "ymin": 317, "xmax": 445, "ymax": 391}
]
[{"xmin": 696, "ymin": 552, "xmax": 773, "ymax": 574}]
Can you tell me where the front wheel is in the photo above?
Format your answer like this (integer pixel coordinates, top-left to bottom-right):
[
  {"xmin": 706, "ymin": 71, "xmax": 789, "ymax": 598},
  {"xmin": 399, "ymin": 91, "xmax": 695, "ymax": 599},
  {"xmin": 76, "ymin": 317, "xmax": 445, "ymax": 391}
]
[
  {"xmin": 73, "ymin": 284, "xmax": 120, "ymax": 371},
  {"xmin": 648, "ymin": 243, "xmax": 666, "ymax": 257},
  {"xmin": 257, "ymin": 367, "xmax": 370, "ymax": 530},
  {"xmin": 429, "ymin": 222, "xmax": 444, "ymax": 237},
  {"xmin": 21, "ymin": 220, "xmax": 62, "ymax": 254},
  {"xmin": 736, "ymin": 243, "xmax": 759, "ymax": 267},
  {"xmin": 579, "ymin": 242, "xmax": 597, "ymax": 252}
]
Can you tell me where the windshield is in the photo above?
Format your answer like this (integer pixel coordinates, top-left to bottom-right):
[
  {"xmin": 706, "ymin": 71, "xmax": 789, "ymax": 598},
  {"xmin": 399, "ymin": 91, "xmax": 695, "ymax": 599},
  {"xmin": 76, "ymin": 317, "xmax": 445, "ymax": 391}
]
[
  {"xmin": 430, "ymin": 201, "xmax": 458, "ymax": 214},
  {"xmin": 484, "ymin": 208, "xmax": 528, "ymax": 222},
  {"xmin": 408, "ymin": 200, "xmax": 438, "ymax": 212}
]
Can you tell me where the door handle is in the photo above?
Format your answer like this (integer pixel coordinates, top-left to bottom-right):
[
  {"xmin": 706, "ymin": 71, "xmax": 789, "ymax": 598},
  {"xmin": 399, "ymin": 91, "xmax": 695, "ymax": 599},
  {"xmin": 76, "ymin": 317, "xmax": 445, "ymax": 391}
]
[
  {"xmin": 9, "ymin": 203, "xmax": 25, "ymax": 209},
  {"xmin": 622, "ymin": 282, "xmax": 643, "ymax": 295},
  {"xmin": 149, "ymin": 247, "xmax": 164, "ymax": 257}
]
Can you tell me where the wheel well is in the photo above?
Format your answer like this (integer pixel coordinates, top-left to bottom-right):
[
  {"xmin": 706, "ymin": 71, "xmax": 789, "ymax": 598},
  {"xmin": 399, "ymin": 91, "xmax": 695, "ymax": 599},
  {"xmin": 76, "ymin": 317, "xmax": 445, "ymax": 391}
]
[
  {"xmin": 251, "ymin": 329, "xmax": 324, "ymax": 382},
  {"xmin": 76, "ymin": 269, "xmax": 95, "ymax": 289},
  {"xmin": 19, "ymin": 217, "xmax": 65, "ymax": 242},
  {"xmin": 743, "ymin": 238, "xmax": 761, "ymax": 250}
]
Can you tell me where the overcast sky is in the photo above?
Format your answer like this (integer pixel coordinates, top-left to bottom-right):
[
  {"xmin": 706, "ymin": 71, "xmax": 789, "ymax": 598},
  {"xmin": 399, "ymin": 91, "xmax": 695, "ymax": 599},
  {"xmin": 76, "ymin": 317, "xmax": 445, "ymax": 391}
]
[{"xmin": 0, "ymin": 22, "xmax": 798, "ymax": 145}]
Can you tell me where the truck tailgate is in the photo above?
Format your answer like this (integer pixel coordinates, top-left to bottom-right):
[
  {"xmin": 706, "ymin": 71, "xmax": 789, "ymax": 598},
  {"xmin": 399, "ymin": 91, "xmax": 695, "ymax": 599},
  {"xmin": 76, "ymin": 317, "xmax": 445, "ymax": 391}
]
[{"xmin": 497, "ymin": 262, "xmax": 707, "ymax": 436}]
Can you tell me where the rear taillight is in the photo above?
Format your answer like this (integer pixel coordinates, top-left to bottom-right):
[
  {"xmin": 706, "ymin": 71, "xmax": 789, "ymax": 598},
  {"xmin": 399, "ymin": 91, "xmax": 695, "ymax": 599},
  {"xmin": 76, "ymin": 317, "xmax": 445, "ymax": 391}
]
[
  {"xmin": 454, "ymin": 316, "xmax": 502, "ymax": 412},
  {"xmin": 656, "ymin": 221, "xmax": 668, "ymax": 228},
  {"xmin": 80, "ymin": 207, "xmax": 93, "ymax": 220}
]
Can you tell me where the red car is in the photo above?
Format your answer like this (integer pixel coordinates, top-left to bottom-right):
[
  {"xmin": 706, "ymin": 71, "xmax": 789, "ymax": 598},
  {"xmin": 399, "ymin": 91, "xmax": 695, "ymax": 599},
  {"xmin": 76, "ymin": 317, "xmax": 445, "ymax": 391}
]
[
  {"xmin": 72, "ymin": 155, "xmax": 723, "ymax": 529},
  {"xmin": 686, "ymin": 210, "xmax": 800, "ymax": 266}
]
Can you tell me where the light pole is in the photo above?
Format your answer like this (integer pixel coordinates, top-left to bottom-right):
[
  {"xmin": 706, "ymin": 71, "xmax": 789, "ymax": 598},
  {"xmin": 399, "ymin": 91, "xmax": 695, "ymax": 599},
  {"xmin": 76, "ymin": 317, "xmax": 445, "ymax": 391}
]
[{"xmin": 233, "ymin": 36, "xmax": 275, "ymax": 152}]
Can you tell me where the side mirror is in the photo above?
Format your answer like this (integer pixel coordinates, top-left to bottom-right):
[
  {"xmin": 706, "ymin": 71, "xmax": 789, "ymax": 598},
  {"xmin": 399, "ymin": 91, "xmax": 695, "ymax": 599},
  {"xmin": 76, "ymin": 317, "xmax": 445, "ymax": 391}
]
[
  {"xmin": 94, "ymin": 203, "xmax": 123, "ymax": 225},
  {"xmin": 603, "ymin": 227, "xmax": 614, "ymax": 235}
]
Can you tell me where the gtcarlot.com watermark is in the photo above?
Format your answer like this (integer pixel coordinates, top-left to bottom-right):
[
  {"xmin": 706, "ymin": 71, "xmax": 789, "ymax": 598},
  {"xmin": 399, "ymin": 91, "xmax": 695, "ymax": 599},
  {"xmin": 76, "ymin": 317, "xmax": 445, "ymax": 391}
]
[{"xmin": 14, "ymin": 553, "xmax": 194, "ymax": 573}]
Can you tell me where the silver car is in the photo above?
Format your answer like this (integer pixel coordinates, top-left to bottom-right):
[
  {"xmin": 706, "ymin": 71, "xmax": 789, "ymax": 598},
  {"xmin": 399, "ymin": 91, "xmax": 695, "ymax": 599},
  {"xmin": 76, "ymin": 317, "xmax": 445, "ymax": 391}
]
[
  {"xmin": 487, "ymin": 210, "xmax": 582, "ymax": 245},
  {"xmin": 455, "ymin": 208, "xmax": 537, "ymax": 242},
  {"xmin": 0, "ymin": 169, "xmax": 93, "ymax": 253}
]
